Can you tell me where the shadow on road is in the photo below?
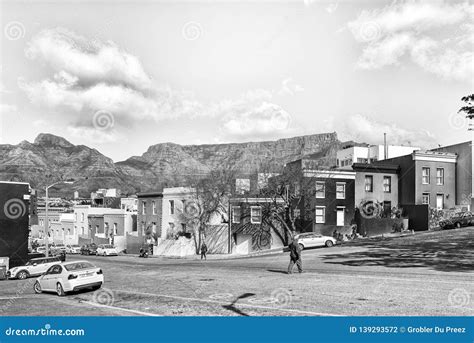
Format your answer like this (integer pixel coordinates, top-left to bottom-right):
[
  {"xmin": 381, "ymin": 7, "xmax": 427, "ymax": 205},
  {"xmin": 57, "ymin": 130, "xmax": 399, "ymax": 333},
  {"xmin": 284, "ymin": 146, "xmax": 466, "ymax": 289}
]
[
  {"xmin": 322, "ymin": 229, "xmax": 474, "ymax": 272},
  {"xmin": 266, "ymin": 269, "xmax": 288, "ymax": 275},
  {"xmin": 222, "ymin": 293, "xmax": 255, "ymax": 316}
]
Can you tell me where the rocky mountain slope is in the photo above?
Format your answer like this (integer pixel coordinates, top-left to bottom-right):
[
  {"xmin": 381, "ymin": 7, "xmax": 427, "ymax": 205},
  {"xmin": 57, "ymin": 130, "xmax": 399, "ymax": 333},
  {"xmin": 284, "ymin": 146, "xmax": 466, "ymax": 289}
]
[{"xmin": 0, "ymin": 132, "xmax": 342, "ymax": 196}]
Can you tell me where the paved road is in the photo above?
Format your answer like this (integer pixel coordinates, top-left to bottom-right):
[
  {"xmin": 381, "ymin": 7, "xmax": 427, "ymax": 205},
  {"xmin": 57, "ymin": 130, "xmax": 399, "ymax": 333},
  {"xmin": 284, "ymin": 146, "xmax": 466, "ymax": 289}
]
[{"xmin": 1, "ymin": 228, "xmax": 473, "ymax": 316}]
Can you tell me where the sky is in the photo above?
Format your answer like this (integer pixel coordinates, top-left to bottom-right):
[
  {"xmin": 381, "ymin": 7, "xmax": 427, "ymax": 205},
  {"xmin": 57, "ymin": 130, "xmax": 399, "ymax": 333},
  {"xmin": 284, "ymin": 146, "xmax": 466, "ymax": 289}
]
[{"xmin": 0, "ymin": 0, "xmax": 472, "ymax": 162}]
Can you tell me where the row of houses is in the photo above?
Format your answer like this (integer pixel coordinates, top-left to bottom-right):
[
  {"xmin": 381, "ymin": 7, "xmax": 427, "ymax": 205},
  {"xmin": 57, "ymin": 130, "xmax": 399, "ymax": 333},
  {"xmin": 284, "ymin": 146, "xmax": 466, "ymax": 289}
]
[
  {"xmin": 27, "ymin": 140, "xmax": 473, "ymax": 257},
  {"xmin": 227, "ymin": 141, "xmax": 472, "ymax": 254}
]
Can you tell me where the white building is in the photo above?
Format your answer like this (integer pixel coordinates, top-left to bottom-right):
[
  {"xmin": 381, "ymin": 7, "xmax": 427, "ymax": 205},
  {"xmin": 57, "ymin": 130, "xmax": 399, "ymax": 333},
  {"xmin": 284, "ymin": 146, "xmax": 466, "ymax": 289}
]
[{"xmin": 337, "ymin": 144, "xmax": 420, "ymax": 170}]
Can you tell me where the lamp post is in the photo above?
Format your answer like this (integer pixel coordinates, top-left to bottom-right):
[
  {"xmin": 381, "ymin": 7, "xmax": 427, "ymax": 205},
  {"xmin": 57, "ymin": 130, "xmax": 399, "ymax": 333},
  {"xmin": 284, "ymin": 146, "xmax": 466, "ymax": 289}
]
[{"xmin": 44, "ymin": 180, "xmax": 73, "ymax": 257}]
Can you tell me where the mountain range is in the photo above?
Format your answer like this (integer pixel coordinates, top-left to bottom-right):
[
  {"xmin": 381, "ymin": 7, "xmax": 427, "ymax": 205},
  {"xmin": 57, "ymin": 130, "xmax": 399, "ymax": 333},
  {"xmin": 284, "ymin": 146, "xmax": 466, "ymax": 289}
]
[{"xmin": 0, "ymin": 132, "xmax": 343, "ymax": 196}]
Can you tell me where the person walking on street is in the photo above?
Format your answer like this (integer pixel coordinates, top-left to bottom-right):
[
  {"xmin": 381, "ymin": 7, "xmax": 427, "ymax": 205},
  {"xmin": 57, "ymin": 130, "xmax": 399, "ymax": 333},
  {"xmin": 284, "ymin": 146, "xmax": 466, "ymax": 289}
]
[
  {"xmin": 288, "ymin": 237, "xmax": 303, "ymax": 274},
  {"xmin": 200, "ymin": 242, "xmax": 208, "ymax": 260}
]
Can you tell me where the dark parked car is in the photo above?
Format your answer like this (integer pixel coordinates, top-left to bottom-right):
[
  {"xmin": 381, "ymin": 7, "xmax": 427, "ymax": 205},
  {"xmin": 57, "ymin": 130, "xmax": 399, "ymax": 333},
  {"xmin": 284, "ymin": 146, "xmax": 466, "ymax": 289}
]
[
  {"xmin": 80, "ymin": 243, "xmax": 98, "ymax": 255},
  {"xmin": 440, "ymin": 212, "xmax": 474, "ymax": 229}
]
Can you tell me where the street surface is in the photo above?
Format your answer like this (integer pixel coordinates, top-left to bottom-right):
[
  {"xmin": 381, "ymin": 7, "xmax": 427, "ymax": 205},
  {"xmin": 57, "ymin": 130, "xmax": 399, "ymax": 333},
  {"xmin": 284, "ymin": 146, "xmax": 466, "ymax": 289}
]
[{"xmin": 1, "ymin": 228, "xmax": 473, "ymax": 316}]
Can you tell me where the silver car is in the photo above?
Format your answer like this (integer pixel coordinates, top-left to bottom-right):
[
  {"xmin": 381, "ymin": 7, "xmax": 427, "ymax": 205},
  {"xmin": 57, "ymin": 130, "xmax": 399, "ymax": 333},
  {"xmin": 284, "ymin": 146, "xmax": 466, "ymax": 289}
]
[{"xmin": 295, "ymin": 233, "xmax": 336, "ymax": 250}]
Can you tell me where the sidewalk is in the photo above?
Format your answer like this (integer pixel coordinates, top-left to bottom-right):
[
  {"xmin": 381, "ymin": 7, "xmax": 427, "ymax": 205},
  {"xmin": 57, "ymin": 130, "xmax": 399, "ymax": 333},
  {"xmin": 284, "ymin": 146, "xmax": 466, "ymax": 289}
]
[{"xmin": 120, "ymin": 247, "xmax": 286, "ymax": 261}]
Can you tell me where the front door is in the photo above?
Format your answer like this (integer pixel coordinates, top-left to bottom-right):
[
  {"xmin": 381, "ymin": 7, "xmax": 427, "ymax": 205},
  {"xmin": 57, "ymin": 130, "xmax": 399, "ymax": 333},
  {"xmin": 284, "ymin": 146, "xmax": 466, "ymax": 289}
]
[
  {"xmin": 436, "ymin": 194, "xmax": 444, "ymax": 209},
  {"xmin": 336, "ymin": 208, "xmax": 345, "ymax": 226}
]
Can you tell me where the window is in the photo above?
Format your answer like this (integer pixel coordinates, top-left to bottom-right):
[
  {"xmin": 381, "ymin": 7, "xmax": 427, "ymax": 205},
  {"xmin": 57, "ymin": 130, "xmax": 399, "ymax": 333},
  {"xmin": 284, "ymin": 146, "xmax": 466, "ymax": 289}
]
[
  {"xmin": 95, "ymin": 225, "xmax": 99, "ymax": 234},
  {"xmin": 181, "ymin": 223, "xmax": 187, "ymax": 232},
  {"xmin": 383, "ymin": 176, "xmax": 391, "ymax": 193},
  {"xmin": 365, "ymin": 175, "xmax": 373, "ymax": 192},
  {"xmin": 250, "ymin": 206, "xmax": 262, "ymax": 224},
  {"xmin": 81, "ymin": 213, "xmax": 84, "ymax": 222},
  {"xmin": 336, "ymin": 182, "xmax": 346, "ymax": 199},
  {"xmin": 422, "ymin": 193, "xmax": 430, "ymax": 205},
  {"xmin": 232, "ymin": 206, "xmax": 241, "ymax": 224},
  {"xmin": 357, "ymin": 158, "xmax": 368, "ymax": 163},
  {"xmin": 169, "ymin": 200, "xmax": 175, "ymax": 215},
  {"xmin": 113, "ymin": 223, "xmax": 117, "ymax": 235},
  {"xmin": 142, "ymin": 201, "xmax": 146, "ymax": 215},
  {"xmin": 315, "ymin": 206, "xmax": 325, "ymax": 224},
  {"xmin": 105, "ymin": 222, "xmax": 109, "ymax": 233},
  {"xmin": 293, "ymin": 208, "xmax": 301, "ymax": 219},
  {"xmin": 436, "ymin": 168, "xmax": 444, "ymax": 185},
  {"xmin": 316, "ymin": 181, "xmax": 325, "ymax": 198},
  {"xmin": 422, "ymin": 167, "xmax": 430, "ymax": 184},
  {"xmin": 152, "ymin": 201, "xmax": 156, "ymax": 215}
]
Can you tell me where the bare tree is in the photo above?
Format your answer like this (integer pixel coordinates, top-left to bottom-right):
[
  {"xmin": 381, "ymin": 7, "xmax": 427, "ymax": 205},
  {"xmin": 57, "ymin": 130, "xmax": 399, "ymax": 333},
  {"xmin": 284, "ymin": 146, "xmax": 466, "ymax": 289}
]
[{"xmin": 183, "ymin": 165, "xmax": 237, "ymax": 254}]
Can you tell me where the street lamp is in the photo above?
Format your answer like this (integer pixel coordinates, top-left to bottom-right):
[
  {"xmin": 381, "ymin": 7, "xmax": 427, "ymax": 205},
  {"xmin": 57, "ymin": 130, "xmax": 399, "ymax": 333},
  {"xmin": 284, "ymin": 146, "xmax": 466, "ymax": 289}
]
[{"xmin": 44, "ymin": 180, "xmax": 74, "ymax": 257}]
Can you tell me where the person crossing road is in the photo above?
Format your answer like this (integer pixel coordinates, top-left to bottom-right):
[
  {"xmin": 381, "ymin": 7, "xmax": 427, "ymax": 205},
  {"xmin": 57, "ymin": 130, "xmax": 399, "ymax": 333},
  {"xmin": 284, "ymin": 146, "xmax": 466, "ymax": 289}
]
[{"xmin": 288, "ymin": 236, "xmax": 303, "ymax": 274}]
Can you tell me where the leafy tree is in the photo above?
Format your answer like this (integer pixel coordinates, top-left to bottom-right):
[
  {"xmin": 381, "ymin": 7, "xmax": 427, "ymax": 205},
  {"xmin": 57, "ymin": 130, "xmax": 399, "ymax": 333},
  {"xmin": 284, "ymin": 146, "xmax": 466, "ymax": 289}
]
[{"xmin": 458, "ymin": 94, "xmax": 474, "ymax": 123}]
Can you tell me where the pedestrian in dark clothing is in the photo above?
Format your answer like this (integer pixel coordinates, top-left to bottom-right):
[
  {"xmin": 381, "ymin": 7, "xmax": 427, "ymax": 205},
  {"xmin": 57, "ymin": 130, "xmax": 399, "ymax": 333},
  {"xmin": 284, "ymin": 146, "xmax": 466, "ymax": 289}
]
[
  {"xmin": 59, "ymin": 250, "xmax": 66, "ymax": 262},
  {"xmin": 287, "ymin": 238, "xmax": 303, "ymax": 274},
  {"xmin": 200, "ymin": 242, "xmax": 208, "ymax": 260}
]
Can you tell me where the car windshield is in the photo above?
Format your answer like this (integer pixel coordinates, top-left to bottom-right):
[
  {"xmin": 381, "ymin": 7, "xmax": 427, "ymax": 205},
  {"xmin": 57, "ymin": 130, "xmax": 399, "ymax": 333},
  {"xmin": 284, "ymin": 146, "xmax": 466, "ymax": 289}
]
[
  {"xmin": 64, "ymin": 262, "xmax": 95, "ymax": 271},
  {"xmin": 104, "ymin": 245, "xmax": 115, "ymax": 249}
]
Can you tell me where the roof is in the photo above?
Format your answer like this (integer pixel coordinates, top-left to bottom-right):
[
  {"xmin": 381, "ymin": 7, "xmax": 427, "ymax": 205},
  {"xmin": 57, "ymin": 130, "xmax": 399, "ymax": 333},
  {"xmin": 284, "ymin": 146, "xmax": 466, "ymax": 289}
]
[{"xmin": 352, "ymin": 163, "xmax": 400, "ymax": 173}]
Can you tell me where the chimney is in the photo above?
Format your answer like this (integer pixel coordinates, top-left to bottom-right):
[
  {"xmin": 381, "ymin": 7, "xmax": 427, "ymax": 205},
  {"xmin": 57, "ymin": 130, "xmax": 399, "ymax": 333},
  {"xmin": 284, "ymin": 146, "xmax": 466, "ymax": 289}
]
[{"xmin": 383, "ymin": 133, "xmax": 387, "ymax": 160}]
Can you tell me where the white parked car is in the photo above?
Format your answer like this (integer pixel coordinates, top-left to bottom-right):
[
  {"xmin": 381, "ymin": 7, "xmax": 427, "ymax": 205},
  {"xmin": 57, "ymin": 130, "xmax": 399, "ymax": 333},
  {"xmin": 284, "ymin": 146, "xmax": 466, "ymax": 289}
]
[
  {"xmin": 7, "ymin": 257, "xmax": 62, "ymax": 280},
  {"xmin": 295, "ymin": 233, "xmax": 337, "ymax": 250},
  {"xmin": 65, "ymin": 244, "xmax": 82, "ymax": 254},
  {"xmin": 96, "ymin": 244, "xmax": 118, "ymax": 256},
  {"xmin": 33, "ymin": 261, "xmax": 104, "ymax": 296}
]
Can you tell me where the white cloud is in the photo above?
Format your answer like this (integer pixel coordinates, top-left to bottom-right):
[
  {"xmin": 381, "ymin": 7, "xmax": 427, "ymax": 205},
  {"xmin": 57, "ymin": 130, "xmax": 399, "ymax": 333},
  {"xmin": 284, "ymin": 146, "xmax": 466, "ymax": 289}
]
[
  {"xmin": 21, "ymin": 28, "xmax": 296, "ymax": 142},
  {"xmin": 338, "ymin": 114, "xmax": 436, "ymax": 149},
  {"xmin": 278, "ymin": 78, "xmax": 305, "ymax": 96},
  {"xmin": 222, "ymin": 102, "xmax": 292, "ymax": 138},
  {"xmin": 20, "ymin": 27, "xmax": 203, "ymax": 135},
  {"xmin": 67, "ymin": 126, "xmax": 120, "ymax": 144},
  {"xmin": 348, "ymin": 1, "xmax": 474, "ymax": 81},
  {"xmin": 25, "ymin": 28, "xmax": 153, "ymax": 92}
]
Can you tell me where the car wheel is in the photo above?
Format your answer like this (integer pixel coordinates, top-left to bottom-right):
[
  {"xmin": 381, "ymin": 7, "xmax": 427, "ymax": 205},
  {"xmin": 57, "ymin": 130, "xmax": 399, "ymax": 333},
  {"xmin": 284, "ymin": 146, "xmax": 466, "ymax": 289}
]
[
  {"xmin": 17, "ymin": 270, "xmax": 28, "ymax": 280},
  {"xmin": 455, "ymin": 222, "xmax": 461, "ymax": 229},
  {"xmin": 33, "ymin": 281, "xmax": 42, "ymax": 294},
  {"xmin": 298, "ymin": 243, "xmax": 304, "ymax": 251},
  {"xmin": 325, "ymin": 240, "xmax": 334, "ymax": 247},
  {"xmin": 56, "ymin": 283, "xmax": 65, "ymax": 296}
]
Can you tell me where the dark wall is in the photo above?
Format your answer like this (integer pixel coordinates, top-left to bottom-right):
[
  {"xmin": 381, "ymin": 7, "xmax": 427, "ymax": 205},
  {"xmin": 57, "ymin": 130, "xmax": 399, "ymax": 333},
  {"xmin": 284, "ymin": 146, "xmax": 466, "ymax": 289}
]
[
  {"xmin": 380, "ymin": 155, "xmax": 415, "ymax": 205},
  {"xmin": 0, "ymin": 183, "xmax": 30, "ymax": 268},
  {"xmin": 401, "ymin": 204, "xmax": 429, "ymax": 231},
  {"xmin": 355, "ymin": 212, "xmax": 404, "ymax": 237}
]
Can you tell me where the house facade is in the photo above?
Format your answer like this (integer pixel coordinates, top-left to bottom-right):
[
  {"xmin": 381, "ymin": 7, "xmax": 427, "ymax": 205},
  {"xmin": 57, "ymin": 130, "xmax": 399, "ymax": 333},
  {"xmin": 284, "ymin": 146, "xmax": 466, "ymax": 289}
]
[
  {"xmin": 431, "ymin": 141, "xmax": 473, "ymax": 210},
  {"xmin": 229, "ymin": 197, "xmax": 285, "ymax": 255},
  {"xmin": 380, "ymin": 151, "xmax": 457, "ymax": 209},
  {"xmin": 352, "ymin": 163, "xmax": 400, "ymax": 214},
  {"xmin": 137, "ymin": 187, "xmax": 196, "ymax": 243},
  {"xmin": 285, "ymin": 158, "xmax": 356, "ymax": 236}
]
